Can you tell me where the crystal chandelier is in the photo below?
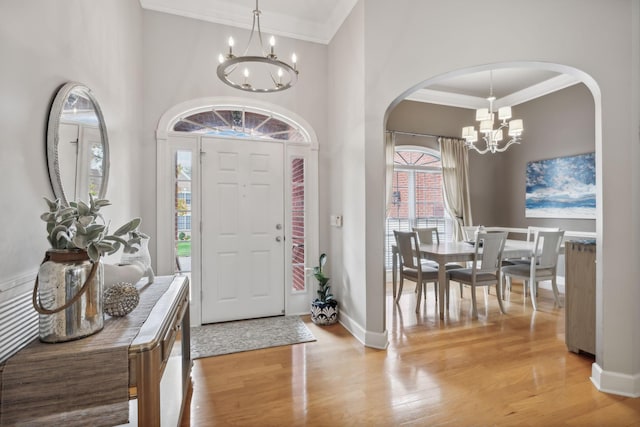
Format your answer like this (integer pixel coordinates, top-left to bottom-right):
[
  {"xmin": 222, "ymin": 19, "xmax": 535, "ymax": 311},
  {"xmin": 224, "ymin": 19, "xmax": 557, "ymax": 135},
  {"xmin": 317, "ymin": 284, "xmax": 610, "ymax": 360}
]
[
  {"xmin": 461, "ymin": 71, "xmax": 524, "ymax": 154},
  {"xmin": 217, "ymin": 0, "xmax": 298, "ymax": 93}
]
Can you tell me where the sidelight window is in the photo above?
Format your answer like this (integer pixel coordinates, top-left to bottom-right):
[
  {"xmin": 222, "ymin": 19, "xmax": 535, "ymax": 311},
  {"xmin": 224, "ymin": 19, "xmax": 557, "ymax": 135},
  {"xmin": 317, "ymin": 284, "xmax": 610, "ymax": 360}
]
[
  {"xmin": 175, "ymin": 151, "xmax": 192, "ymax": 273},
  {"xmin": 291, "ymin": 158, "xmax": 306, "ymax": 292}
]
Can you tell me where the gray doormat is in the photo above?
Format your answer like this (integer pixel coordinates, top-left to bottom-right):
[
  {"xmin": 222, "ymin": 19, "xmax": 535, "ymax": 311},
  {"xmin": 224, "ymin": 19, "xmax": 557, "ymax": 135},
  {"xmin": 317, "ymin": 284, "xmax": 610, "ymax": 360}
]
[{"xmin": 190, "ymin": 315, "xmax": 316, "ymax": 359}]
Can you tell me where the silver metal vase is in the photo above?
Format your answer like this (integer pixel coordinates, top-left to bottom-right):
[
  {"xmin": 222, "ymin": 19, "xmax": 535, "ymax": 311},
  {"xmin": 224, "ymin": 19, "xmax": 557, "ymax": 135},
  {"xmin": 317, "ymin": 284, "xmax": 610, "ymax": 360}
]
[{"xmin": 33, "ymin": 249, "xmax": 104, "ymax": 342}]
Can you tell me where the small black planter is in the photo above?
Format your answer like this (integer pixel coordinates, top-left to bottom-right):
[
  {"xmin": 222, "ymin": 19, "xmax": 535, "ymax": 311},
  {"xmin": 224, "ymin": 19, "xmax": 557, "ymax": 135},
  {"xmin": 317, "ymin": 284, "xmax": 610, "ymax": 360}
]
[{"xmin": 310, "ymin": 300, "xmax": 339, "ymax": 325}]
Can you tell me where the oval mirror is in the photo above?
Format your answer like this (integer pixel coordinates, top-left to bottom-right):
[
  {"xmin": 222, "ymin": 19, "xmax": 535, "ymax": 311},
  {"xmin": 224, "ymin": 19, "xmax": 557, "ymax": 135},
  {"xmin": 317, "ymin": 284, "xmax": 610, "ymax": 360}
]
[{"xmin": 47, "ymin": 82, "xmax": 109, "ymax": 205}]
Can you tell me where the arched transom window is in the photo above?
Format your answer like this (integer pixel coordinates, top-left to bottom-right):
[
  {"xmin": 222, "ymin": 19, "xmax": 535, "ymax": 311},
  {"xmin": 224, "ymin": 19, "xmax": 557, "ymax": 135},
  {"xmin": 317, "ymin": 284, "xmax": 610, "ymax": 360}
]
[{"xmin": 172, "ymin": 107, "xmax": 310, "ymax": 142}]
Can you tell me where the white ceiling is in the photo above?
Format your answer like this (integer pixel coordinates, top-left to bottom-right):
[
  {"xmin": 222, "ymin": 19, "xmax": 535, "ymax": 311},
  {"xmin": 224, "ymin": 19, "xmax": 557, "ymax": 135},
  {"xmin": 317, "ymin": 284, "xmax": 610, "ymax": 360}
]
[
  {"xmin": 139, "ymin": 0, "xmax": 358, "ymax": 44},
  {"xmin": 139, "ymin": 0, "xmax": 582, "ymax": 109}
]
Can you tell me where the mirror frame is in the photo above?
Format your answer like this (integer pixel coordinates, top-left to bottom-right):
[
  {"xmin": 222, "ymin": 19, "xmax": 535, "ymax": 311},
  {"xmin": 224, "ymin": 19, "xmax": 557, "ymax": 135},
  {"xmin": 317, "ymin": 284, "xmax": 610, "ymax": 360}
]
[{"xmin": 47, "ymin": 82, "xmax": 110, "ymax": 205}]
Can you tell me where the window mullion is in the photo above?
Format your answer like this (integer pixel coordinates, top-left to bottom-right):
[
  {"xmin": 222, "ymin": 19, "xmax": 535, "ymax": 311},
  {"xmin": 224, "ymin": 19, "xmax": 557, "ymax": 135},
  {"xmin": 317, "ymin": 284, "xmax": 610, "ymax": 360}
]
[{"xmin": 408, "ymin": 170, "xmax": 416, "ymax": 228}]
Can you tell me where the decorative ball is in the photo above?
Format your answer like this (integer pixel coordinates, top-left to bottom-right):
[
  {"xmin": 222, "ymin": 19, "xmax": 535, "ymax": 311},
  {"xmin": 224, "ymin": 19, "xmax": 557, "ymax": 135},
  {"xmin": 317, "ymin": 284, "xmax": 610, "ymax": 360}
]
[{"xmin": 104, "ymin": 282, "xmax": 140, "ymax": 317}]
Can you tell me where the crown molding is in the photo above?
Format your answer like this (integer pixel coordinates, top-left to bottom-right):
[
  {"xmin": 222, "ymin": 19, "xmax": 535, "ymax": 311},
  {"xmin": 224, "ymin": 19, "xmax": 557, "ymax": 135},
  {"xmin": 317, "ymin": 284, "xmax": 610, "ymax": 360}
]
[
  {"xmin": 408, "ymin": 74, "xmax": 582, "ymax": 110},
  {"xmin": 405, "ymin": 89, "xmax": 488, "ymax": 110}
]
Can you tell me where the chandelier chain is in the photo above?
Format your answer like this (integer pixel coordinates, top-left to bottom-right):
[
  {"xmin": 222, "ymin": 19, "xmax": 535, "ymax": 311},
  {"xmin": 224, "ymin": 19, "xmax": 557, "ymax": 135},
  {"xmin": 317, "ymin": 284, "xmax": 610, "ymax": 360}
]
[
  {"xmin": 253, "ymin": 1, "xmax": 266, "ymax": 57},
  {"xmin": 216, "ymin": 0, "xmax": 299, "ymax": 92},
  {"xmin": 489, "ymin": 70, "xmax": 494, "ymax": 99}
]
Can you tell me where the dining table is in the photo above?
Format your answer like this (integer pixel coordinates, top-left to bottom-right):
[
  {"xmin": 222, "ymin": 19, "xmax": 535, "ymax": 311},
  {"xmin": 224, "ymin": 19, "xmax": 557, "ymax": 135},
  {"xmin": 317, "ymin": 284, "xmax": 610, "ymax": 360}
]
[{"xmin": 392, "ymin": 239, "xmax": 536, "ymax": 319}]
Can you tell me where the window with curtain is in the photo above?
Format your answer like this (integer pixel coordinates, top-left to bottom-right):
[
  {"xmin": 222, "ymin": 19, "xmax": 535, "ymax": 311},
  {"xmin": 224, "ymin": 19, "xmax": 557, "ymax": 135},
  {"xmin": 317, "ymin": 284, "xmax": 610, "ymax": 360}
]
[{"xmin": 385, "ymin": 147, "xmax": 454, "ymax": 269}]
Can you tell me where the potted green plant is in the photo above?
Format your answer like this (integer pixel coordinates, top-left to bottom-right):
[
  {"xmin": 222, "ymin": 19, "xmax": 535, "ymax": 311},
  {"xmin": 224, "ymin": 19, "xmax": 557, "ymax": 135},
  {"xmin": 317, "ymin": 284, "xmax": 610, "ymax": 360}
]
[
  {"xmin": 34, "ymin": 195, "xmax": 144, "ymax": 342},
  {"xmin": 310, "ymin": 253, "xmax": 339, "ymax": 325},
  {"xmin": 40, "ymin": 196, "xmax": 142, "ymax": 261}
]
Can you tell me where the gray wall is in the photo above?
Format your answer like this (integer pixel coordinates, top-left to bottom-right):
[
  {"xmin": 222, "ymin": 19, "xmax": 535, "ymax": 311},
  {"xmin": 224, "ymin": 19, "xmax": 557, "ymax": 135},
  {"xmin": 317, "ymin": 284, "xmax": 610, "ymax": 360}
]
[
  {"xmin": 327, "ymin": 1, "xmax": 367, "ymax": 333},
  {"xmin": 386, "ymin": 84, "xmax": 596, "ymax": 233},
  {"xmin": 496, "ymin": 84, "xmax": 595, "ymax": 232},
  {"xmin": 0, "ymin": 0, "xmax": 144, "ymax": 295},
  {"xmin": 387, "ymin": 100, "xmax": 474, "ymax": 141}
]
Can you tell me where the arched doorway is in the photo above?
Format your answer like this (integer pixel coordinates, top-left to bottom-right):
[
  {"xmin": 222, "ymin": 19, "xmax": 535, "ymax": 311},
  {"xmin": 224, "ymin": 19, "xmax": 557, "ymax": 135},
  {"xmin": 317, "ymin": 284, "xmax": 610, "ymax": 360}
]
[
  {"xmin": 383, "ymin": 61, "xmax": 602, "ymax": 347},
  {"xmin": 156, "ymin": 97, "xmax": 319, "ymax": 326}
]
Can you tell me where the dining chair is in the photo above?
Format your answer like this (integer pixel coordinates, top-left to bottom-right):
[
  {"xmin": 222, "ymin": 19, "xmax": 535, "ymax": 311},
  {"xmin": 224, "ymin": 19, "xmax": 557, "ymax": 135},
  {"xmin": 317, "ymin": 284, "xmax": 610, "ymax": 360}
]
[
  {"xmin": 460, "ymin": 224, "xmax": 481, "ymax": 271},
  {"xmin": 393, "ymin": 230, "xmax": 440, "ymax": 313},
  {"xmin": 501, "ymin": 230, "xmax": 565, "ymax": 311},
  {"xmin": 458, "ymin": 225, "xmax": 483, "ymax": 296},
  {"xmin": 447, "ymin": 231, "xmax": 508, "ymax": 319},
  {"xmin": 414, "ymin": 226, "xmax": 465, "ymax": 292},
  {"xmin": 502, "ymin": 226, "xmax": 560, "ymax": 266},
  {"xmin": 412, "ymin": 227, "xmax": 440, "ymax": 269},
  {"xmin": 461, "ymin": 225, "xmax": 479, "ymax": 241},
  {"xmin": 413, "ymin": 227, "xmax": 440, "ymax": 245}
]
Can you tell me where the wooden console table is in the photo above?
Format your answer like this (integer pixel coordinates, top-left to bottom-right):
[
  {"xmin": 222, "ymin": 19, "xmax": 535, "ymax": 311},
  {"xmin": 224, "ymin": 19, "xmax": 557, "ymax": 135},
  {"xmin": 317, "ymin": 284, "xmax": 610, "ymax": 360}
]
[
  {"xmin": 126, "ymin": 275, "xmax": 191, "ymax": 426},
  {"xmin": 0, "ymin": 275, "xmax": 191, "ymax": 427}
]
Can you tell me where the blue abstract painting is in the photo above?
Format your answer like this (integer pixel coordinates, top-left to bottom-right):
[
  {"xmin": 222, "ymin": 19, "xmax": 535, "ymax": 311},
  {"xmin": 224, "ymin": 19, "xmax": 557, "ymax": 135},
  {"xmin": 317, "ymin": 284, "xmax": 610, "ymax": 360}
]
[{"xmin": 526, "ymin": 152, "xmax": 596, "ymax": 219}]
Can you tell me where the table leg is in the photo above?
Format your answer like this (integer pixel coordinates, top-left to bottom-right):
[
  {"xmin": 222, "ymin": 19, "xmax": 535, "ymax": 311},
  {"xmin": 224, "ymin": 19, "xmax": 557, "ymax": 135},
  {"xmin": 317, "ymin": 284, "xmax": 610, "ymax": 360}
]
[
  {"xmin": 392, "ymin": 247, "xmax": 397, "ymax": 300},
  {"xmin": 438, "ymin": 263, "xmax": 447, "ymax": 320},
  {"xmin": 415, "ymin": 274, "xmax": 423, "ymax": 312}
]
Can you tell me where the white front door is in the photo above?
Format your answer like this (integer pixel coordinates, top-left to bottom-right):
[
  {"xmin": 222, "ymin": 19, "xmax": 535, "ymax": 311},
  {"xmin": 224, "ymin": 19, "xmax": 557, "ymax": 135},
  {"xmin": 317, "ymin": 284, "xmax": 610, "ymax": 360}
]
[{"xmin": 201, "ymin": 137, "xmax": 285, "ymax": 323}]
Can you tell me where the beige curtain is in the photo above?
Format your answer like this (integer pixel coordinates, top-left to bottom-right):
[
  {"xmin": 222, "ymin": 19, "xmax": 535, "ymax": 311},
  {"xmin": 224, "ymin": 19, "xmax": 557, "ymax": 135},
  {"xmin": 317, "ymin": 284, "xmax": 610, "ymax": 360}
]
[
  {"xmin": 438, "ymin": 137, "xmax": 473, "ymax": 241},
  {"xmin": 385, "ymin": 131, "xmax": 396, "ymax": 213}
]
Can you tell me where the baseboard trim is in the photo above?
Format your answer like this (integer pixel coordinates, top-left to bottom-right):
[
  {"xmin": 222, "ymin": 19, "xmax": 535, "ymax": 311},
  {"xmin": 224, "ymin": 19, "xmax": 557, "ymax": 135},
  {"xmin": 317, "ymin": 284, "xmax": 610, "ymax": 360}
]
[
  {"xmin": 364, "ymin": 328, "xmax": 389, "ymax": 350},
  {"xmin": 339, "ymin": 311, "xmax": 388, "ymax": 350},
  {"xmin": 591, "ymin": 362, "xmax": 640, "ymax": 397}
]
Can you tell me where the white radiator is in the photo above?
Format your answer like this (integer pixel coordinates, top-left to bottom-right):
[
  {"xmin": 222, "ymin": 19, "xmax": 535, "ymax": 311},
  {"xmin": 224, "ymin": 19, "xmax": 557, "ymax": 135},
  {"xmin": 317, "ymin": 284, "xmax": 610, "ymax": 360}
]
[{"xmin": 0, "ymin": 272, "xmax": 38, "ymax": 364}]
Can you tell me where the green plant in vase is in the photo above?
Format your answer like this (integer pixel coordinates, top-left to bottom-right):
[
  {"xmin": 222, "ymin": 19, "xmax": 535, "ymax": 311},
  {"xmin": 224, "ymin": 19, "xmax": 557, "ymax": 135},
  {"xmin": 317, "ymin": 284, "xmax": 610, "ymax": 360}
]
[
  {"xmin": 41, "ymin": 195, "xmax": 143, "ymax": 260},
  {"xmin": 310, "ymin": 253, "xmax": 339, "ymax": 325},
  {"xmin": 35, "ymin": 195, "xmax": 145, "ymax": 342}
]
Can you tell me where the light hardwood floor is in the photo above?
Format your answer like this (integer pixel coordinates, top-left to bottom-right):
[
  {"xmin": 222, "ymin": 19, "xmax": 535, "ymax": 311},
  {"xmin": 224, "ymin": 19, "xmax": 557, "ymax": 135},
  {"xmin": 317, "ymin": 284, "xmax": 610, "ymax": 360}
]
[{"xmin": 181, "ymin": 282, "xmax": 640, "ymax": 426}]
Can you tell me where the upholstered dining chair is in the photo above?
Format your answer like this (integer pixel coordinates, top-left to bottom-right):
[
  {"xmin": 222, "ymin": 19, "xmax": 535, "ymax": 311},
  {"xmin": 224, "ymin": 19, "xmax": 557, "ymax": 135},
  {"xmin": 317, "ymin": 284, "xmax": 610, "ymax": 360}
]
[
  {"xmin": 501, "ymin": 230, "xmax": 565, "ymax": 311},
  {"xmin": 412, "ymin": 227, "xmax": 440, "ymax": 269},
  {"xmin": 393, "ymin": 230, "xmax": 440, "ymax": 313},
  {"xmin": 461, "ymin": 225, "xmax": 479, "ymax": 241},
  {"xmin": 456, "ymin": 224, "xmax": 481, "ymax": 296},
  {"xmin": 413, "ymin": 227, "xmax": 440, "ymax": 245},
  {"xmin": 502, "ymin": 226, "xmax": 560, "ymax": 266},
  {"xmin": 447, "ymin": 231, "xmax": 508, "ymax": 319},
  {"xmin": 413, "ymin": 226, "xmax": 465, "ymax": 293}
]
